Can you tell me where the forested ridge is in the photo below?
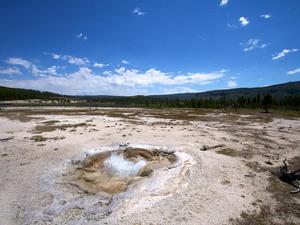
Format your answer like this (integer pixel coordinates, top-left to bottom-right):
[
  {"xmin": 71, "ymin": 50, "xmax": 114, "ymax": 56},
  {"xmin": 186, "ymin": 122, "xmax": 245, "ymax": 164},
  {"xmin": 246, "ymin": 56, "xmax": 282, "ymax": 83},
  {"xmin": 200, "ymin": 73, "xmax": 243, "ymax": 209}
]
[{"xmin": 1, "ymin": 81, "xmax": 300, "ymax": 110}]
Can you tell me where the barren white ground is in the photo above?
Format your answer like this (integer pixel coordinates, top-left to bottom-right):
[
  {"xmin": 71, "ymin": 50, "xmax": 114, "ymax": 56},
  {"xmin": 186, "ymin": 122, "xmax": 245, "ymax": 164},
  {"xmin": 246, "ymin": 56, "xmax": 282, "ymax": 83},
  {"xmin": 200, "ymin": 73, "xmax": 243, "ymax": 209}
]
[{"xmin": 0, "ymin": 107, "xmax": 299, "ymax": 225}]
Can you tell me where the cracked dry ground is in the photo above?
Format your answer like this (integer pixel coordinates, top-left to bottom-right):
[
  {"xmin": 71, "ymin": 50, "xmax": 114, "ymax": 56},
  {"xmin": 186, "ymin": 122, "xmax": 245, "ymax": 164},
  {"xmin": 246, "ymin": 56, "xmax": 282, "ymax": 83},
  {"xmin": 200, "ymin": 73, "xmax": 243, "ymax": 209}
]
[{"xmin": 0, "ymin": 107, "xmax": 300, "ymax": 225}]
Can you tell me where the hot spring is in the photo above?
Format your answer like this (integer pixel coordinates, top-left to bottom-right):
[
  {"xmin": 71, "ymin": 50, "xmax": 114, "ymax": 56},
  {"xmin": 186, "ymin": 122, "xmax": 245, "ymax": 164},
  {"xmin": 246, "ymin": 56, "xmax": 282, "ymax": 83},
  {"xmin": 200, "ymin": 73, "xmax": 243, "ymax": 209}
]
[
  {"xmin": 104, "ymin": 153, "xmax": 147, "ymax": 177},
  {"xmin": 67, "ymin": 147, "xmax": 178, "ymax": 194}
]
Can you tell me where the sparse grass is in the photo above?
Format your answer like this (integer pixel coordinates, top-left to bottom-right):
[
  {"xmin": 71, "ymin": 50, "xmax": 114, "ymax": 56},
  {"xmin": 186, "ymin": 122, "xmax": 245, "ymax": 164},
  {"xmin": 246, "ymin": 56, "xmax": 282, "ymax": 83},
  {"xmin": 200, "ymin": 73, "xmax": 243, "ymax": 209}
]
[
  {"xmin": 266, "ymin": 157, "xmax": 300, "ymax": 219},
  {"xmin": 232, "ymin": 157, "xmax": 300, "ymax": 225},
  {"xmin": 30, "ymin": 135, "xmax": 65, "ymax": 142},
  {"xmin": 1, "ymin": 108, "xmax": 299, "ymax": 126},
  {"xmin": 30, "ymin": 135, "xmax": 47, "ymax": 142},
  {"xmin": 230, "ymin": 204, "xmax": 297, "ymax": 225},
  {"xmin": 245, "ymin": 161, "xmax": 269, "ymax": 173},
  {"xmin": 217, "ymin": 148, "xmax": 253, "ymax": 159},
  {"xmin": 41, "ymin": 120, "xmax": 60, "ymax": 125},
  {"xmin": 34, "ymin": 122, "xmax": 88, "ymax": 133},
  {"xmin": 221, "ymin": 179, "xmax": 230, "ymax": 185}
]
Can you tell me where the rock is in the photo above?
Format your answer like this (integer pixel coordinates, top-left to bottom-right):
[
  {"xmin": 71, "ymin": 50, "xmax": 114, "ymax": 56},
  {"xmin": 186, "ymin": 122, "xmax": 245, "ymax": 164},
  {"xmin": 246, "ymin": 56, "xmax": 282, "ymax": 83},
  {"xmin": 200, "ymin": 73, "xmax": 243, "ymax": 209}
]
[
  {"xmin": 201, "ymin": 144, "xmax": 225, "ymax": 151},
  {"xmin": 0, "ymin": 137, "xmax": 14, "ymax": 142},
  {"xmin": 1, "ymin": 153, "xmax": 8, "ymax": 157},
  {"xmin": 201, "ymin": 145, "xmax": 209, "ymax": 151},
  {"xmin": 265, "ymin": 161, "xmax": 273, "ymax": 165},
  {"xmin": 244, "ymin": 172, "xmax": 256, "ymax": 178},
  {"xmin": 71, "ymin": 159, "xmax": 81, "ymax": 165}
]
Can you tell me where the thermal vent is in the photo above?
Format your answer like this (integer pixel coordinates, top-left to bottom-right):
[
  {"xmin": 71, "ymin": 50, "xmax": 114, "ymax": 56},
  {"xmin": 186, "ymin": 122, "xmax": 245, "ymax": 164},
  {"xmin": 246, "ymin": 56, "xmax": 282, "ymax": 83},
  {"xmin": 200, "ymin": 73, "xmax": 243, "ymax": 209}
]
[{"xmin": 67, "ymin": 147, "xmax": 177, "ymax": 194}]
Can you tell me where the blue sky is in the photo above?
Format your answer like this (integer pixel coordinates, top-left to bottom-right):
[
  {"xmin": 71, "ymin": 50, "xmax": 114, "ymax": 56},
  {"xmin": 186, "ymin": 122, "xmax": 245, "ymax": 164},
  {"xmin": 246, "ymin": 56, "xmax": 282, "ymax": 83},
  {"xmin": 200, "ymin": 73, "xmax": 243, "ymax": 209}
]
[{"xmin": 0, "ymin": 0, "xmax": 299, "ymax": 95}]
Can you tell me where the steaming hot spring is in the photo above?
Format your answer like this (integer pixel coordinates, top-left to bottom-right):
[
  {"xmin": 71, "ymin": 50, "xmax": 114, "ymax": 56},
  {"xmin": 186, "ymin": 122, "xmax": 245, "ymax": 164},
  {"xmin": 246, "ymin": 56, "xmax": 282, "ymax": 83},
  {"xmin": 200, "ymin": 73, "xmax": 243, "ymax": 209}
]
[
  {"xmin": 26, "ymin": 145, "xmax": 194, "ymax": 223},
  {"xmin": 66, "ymin": 147, "xmax": 183, "ymax": 194}
]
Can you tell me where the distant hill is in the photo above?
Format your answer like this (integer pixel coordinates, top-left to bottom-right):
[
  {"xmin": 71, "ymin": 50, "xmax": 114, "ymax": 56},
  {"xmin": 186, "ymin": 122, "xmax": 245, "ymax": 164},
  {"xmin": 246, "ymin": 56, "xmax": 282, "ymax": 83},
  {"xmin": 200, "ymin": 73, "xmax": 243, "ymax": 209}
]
[
  {"xmin": 1, "ymin": 81, "xmax": 300, "ymax": 101},
  {"xmin": 0, "ymin": 86, "xmax": 61, "ymax": 101},
  {"xmin": 149, "ymin": 81, "xmax": 300, "ymax": 100}
]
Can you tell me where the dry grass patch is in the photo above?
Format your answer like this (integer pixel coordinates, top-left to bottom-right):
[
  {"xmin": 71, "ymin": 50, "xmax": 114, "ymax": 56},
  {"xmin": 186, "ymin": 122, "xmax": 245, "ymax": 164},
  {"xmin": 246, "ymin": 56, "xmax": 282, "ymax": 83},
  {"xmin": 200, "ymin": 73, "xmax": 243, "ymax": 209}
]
[
  {"xmin": 41, "ymin": 120, "xmax": 60, "ymax": 125},
  {"xmin": 30, "ymin": 135, "xmax": 65, "ymax": 142},
  {"xmin": 233, "ymin": 157, "xmax": 300, "ymax": 225},
  {"xmin": 30, "ymin": 135, "xmax": 47, "ymax": 142},
  {"xmin": 266, "ymin": 157, "xmax": 300, "ymax": 218},
  {"xmin": 230, "ymin": 204, "xmax": 297, "ymax": 225},
  {"xmin": 217, "ymin": 148, "xmax": 254, "ymax": 159},
  {"xmin": 34, "ymin": 122, "xmax": 89, "ymax": 133}
]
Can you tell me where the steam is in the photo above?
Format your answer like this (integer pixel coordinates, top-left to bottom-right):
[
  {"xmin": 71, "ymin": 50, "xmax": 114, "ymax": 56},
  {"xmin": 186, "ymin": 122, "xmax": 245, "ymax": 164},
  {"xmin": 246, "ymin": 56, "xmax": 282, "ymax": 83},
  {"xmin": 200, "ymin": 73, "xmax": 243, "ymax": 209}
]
[{"xmin": 104, "ymin": 153, "xmax": 146, "ymax": 177}]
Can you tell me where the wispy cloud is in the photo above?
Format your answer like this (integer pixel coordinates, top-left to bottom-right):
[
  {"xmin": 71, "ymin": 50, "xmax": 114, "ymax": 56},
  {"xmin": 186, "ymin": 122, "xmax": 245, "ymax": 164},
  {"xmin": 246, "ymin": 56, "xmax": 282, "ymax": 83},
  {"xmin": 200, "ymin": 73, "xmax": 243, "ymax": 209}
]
[
  {"xmin": 63, "ymin": 55, "xmax": 89, "ymax": 65},
  {"xmin": 243, "ymin": 38, "xmax": 268, "ymax": 51},
  {"xmin": 272, "ymin": 49, "xmax": 298, "ymax": 60},
  {"xmin": 76, "ymin": 32, "xmax": 88, "ymax": 40},
  {"xmin": 287, "ymin": 67, "xmax": 300, "ymax": 75},
  {"xmin": 239, "ymin": 17, "xmax": 250, "ymax": 27},
  {"xmin": 226, "ymin": 22, "xmax": 237, "ymax": 29},
  {"xmin": 93, "ymin": 63, "xmax": 109, "ymax": 68},
  {"xmin": 163, "ymin": 87, "xmax": 197, "ymax": 94},
  {"xmin": 0, "ymin": 67, "xmax": 21, "ymax": 75},
  {"xmin": 32, "ymin": 65, "xmax": 58, "ymax": 76},
  {"xmin": 260, "ymin": 14, "xmax": 271, "ymax": 19},
  {"xmin": 219, "ymin": 0, "xmax": 229, "ymax": 7},
  {"xmin": 132, "ymin": 8, "xmax": 146, "ymax": 16},
  {"xmin": 49, "ymin": 53, "xmax": 90, "ymax": 65},
  {"xmin": 50, "ymin": 53, "xmax": 61, "ymax": 59},
  {"xmin": 6, "ymin": 57, "xmax": 31, "ymax": 69},
  {"xmin": 227, "ymin": 80, "xmax": 237, "ymax": 88},
  {"xmin": 5, "ymin": 57, "xmax": 59, "ymax": 77},
  {"xmin": 121, "ymin": 60, "xmax": 129, "ymax": 64}
]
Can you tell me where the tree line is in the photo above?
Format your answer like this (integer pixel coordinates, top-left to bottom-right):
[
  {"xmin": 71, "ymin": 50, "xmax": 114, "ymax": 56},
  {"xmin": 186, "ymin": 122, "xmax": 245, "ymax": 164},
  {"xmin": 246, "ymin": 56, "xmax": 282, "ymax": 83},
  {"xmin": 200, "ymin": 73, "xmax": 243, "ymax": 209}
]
[
  {"xmin": 0, "ymin": 86, "xmax": 60, "ymax": 101},
  {"xmin": 1, "ymin": 85, "xmax": 300, "ymax": 111},
  {"xmin": 85, "ymin": 94, "xmax": 300, "ymax": 111}
]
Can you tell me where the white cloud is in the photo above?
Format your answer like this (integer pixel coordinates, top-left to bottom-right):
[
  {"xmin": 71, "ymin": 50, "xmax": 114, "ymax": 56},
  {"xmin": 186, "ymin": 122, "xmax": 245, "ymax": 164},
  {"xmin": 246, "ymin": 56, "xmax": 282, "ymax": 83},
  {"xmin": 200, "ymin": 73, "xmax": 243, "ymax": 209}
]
[
  {"xmin": 260, "ymin": 14, "xmax": 271, "ymax": 19},
  {"xmin": 0, "ymin": 67, "xmax": 226, "ymax": 95},
  {"xmin": 287, "ymin": 67, "xmax": 300, "ymax": 75},
  {"xmin": 76, "ymin": 32, "xmax": 88, "ymax": 40},
  {"xmin": 227, "ymin": 80, "xmax": 237, "ymax": 88},
  {"xmin": 115, "ymin": 67, "xmax": 127, "ymax": 74},
  {"xmin": 32, "ymin": 65, "xmax": 58, "ymax": 76},
  {"xmin": 51, "ymin": 53, "xmax": 61, "ymax": 59},
  {"xmin": 93, "ymin": 63, "xmax": 108, "ymax": 68},
  {"xmin": 272, "ymin": 49, "xmax": 298, "ymax": 60},
  {"xmin": 103, "ymin": 70, "xmax": 112, "ymax": 75},
  {"xmin": 121, "ymin": 60, "xmax": 129, "ymax": 64},
  {"xmin": 239, "ymin": 17, "xmax": 250, "ymax": 27},
  {"xmin": 63, "ymin": 56, "xmax": 89, "ymax": 65},
  {"xmin": 50, "ymin": 53, "xmax": 90, "ymax": 65},
  {"xmin": 243, "ymin": 38, "xmax": 268, "ymax": 51},
  {"xmin": 133, "ymin": 8, "xmax": 146, "ymax": 16},
  {"xmin": 5, "ymin": 57, "xmax": 59, "ymax": 77},
  {"xmin": 163, "ymin": 87, "xmax": 197, "ymax": 94},
  {"xmin": 6, "ymin": 57, "xmax": 32, "ymax": 69},
  {"xmin": 219, "ymin": 0, "xmax": 229, "ymax": 7},
  {"xmin": 0, "ymin": 67, "xmax": 21, "ymax": 75}
]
